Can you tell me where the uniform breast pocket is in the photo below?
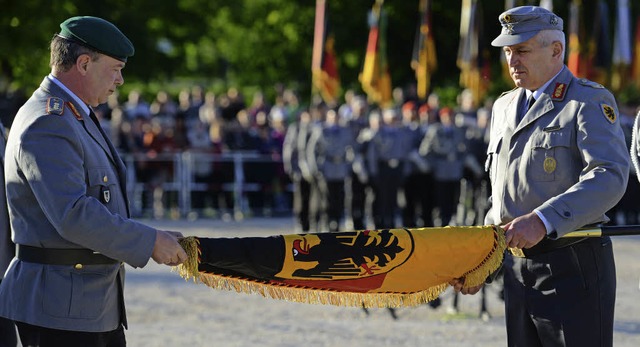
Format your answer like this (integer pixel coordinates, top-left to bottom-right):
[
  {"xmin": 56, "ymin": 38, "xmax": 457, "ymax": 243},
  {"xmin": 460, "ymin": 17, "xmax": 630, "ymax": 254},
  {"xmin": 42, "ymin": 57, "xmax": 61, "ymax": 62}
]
[
  {"xmin": 486, "ymin": 138, "xmax": 502, "ymax": 184},
  {"xmin": 87, "ymin": 167, "xmax": 121, "ymax": 211},
  {"xmin": 528, "ymin": 131, "xmax": 571, "ymax": 182}
]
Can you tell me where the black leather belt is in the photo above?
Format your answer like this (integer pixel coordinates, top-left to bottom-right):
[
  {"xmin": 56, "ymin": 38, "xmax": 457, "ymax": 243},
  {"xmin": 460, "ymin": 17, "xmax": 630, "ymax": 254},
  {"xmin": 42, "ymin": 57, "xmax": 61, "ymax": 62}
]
[
  {"xmin": 510, "ymin": 236, "xmax": 590, "ymax": 258},
  {"xmin": 16, "ymin": 244, "xmax": 119, "ymax": 267}
]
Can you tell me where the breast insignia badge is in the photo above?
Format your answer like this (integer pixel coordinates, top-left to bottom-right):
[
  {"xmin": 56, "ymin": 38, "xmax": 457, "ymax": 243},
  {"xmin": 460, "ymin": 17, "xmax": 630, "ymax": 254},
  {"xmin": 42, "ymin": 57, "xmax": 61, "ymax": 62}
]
[{"xmin": 543, "ymin": 157, "xmax": 557, "ymax": 174}]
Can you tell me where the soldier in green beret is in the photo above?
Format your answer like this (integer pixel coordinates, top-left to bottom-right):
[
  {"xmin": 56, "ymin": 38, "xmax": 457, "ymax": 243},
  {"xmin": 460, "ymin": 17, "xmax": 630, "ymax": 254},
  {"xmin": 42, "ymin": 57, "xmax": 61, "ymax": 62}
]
[{"xmin": 0, "ymin": 16, "xmax": 187, "ymax": 346}]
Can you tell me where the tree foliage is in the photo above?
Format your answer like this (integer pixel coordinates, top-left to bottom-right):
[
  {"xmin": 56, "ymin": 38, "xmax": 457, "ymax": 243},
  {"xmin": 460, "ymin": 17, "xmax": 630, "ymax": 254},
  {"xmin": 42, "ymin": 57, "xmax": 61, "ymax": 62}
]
[{"xmin": 1, "ymin": 0, "xmax": 637, "ymax": 105}]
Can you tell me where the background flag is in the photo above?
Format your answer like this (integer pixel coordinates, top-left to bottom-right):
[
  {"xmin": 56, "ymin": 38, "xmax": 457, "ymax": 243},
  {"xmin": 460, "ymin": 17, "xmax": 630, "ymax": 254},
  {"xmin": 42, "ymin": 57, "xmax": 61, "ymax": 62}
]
[
  {"xmin": 586, "ymin": 0, "xmax": 611, "ymax": 86},
  {"xmin": 411, "ymin": 0, "xmax": 437, "ymax": 101},
  {"xmin": 632, "ymin": 14, "xmax": 640, "ymax": 89},
  {"xmin": 359, "ymin": 0, "xmax": 392, "ymax": 107},
  {"xmin": 457, "ymin": 0, "xmax": 488, "ymax": 106},
  {"xmin": 567, "ymin": 0, "xmax": 585, "ymax": 77},
  {"xmin": 611, "ymin": 0, "xmax": 632, "ymax": 91},
  {"xmin": 312, "ymin": 0, "xmax": 341, "ymax": 106}
]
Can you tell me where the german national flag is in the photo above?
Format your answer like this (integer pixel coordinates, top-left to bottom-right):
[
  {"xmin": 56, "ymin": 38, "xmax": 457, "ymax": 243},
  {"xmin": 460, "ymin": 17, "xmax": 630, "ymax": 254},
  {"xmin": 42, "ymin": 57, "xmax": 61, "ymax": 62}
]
[
  {"xmin": 312, "ymin": 0, "xmax": 340, "ymax": 106},
  {"xmin": 411, "ymin": 0, "xmax": 437, "ymax": 101},
  {"xmin": 177, "ymin": 226, "xmax": 505, "ymax": 308},
  {"xmin": 359, "ymin": 0, "xmax": 392, "ymax": 108}
]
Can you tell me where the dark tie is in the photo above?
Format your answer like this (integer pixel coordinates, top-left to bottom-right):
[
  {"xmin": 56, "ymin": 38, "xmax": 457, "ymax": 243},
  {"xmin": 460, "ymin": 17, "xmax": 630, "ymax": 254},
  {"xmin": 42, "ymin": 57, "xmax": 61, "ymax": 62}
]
[
  {"xmin": 527, "ymin": 95, "xmax": 535, "ymax": 112},
  {"xmin": 518, "ymin": 94, "xmax": 535, "ymax": 123}
]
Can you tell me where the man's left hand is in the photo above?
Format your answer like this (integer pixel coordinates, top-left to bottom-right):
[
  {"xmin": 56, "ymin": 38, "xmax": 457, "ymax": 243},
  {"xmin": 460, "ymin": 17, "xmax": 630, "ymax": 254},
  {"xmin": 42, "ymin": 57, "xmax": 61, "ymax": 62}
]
[{"xmin": 502, "ymin": 212, "xmax": 546, "ymax": 249}]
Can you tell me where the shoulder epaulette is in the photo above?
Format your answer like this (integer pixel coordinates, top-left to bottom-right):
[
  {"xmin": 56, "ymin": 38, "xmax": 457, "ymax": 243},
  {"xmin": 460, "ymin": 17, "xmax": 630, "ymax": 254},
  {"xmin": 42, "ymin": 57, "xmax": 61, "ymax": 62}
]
[
  {"xmin": 578, "ymin": 78, "xmax": 604, "ymax": 89},
  {"xmin": 46, "ymin": 97, "xmax": 65, "ymax": 115}
]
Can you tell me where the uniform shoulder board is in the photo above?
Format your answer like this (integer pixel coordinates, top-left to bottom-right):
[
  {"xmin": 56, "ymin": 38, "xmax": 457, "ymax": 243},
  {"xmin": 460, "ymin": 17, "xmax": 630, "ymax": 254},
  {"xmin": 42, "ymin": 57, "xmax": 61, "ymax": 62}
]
[
  {"xmin": 578, "ymin": 78, "xmax": 604, "ymax": 89},
  {"xmin": 46, "ymin": 97, "xmax": 65, "ymax": 115}
]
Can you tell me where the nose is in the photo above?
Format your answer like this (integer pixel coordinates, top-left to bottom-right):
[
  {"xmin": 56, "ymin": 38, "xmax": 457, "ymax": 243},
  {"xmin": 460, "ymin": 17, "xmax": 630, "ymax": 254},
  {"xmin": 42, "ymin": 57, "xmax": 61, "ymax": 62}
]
[
  {"xmin": 115, "ymin": 71, "xmax": 124, "ymax": 86},
  {"xmin": 506, "ymin": 54, "xmax": 516, "ymax": 67}
]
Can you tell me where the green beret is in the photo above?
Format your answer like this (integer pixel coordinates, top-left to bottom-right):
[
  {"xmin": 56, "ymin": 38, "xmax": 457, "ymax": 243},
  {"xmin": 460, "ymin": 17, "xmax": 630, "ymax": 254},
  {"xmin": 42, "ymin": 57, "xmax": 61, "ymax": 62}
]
[{"xmin": 58, "ymin": 16, "xmax": 134, "ymax": 62}]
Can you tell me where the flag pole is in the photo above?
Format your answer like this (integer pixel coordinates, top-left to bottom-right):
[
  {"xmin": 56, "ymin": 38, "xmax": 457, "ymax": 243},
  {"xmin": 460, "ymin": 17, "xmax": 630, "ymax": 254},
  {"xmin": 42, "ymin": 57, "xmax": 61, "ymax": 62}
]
[{"xmin": 564, "ymin": 225, "xmax": 640, "ymax": 238}]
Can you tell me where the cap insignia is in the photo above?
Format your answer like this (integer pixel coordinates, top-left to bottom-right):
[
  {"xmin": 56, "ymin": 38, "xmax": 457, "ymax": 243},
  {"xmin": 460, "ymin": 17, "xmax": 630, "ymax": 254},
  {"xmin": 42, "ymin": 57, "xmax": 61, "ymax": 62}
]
[
  {"xmin": 506, "ymin": 23, "xmax": 514, "ymax": 35},
  {"xmin": 550, "ymin": 16, "xmax": 558, "ymax": 26},
  {"xmin": 600, "ymin": 104, "xmax": 616, "ymax": 124},
  {"xmin": 46, "ymin": 97, "xmax": 65, "ymax": 115},
  {"xmin": 503, "ymin": 14, "xmax": 512, "ymax": 23}
]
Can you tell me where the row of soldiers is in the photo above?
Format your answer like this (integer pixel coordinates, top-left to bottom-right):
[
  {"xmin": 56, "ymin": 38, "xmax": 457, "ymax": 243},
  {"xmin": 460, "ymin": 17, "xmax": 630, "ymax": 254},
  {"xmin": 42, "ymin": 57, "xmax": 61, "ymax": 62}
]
[{"xmin": 283, "ymin": 91, "xmax": 491, "ymax": 234}]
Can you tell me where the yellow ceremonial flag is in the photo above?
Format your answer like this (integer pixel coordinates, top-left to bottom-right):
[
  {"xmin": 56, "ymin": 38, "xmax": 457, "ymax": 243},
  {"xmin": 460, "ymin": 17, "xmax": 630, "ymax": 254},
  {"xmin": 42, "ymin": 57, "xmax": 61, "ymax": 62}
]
[{"xmin": 177, "ymin": 226, "xmax": 505, "ymax": 308}]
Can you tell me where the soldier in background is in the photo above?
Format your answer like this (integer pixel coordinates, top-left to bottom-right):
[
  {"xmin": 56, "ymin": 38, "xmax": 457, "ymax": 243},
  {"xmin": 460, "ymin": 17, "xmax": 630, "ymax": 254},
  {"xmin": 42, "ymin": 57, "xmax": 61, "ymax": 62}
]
[
  {"xmin": 367, "ymin": 108, "xmax": 414, "ymax": 230},
  {"xmin": 345, "ymin": 96, "xmax": 370, "ymax": 230},
  {"xmin": 400, "ymin": 101, "xmax": 431, "ymax": 228},
  {"xmin": 283, "ymin": 110, "xmax": 315, "ymax": 233},
  {"xmin": 420, "ymin": 107, "xmax": 483, "ymax": 228},
  {"xmin": 307, "ymin": 109, "xmax": 355, "ymax": 232}
]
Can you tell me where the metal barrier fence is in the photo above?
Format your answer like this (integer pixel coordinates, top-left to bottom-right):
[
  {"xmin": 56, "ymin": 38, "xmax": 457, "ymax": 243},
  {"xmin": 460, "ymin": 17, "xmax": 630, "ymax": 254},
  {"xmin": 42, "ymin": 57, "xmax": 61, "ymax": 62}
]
[{"xmin": 121, "ymin": 151, "xmax": 291, "ymax": 219}]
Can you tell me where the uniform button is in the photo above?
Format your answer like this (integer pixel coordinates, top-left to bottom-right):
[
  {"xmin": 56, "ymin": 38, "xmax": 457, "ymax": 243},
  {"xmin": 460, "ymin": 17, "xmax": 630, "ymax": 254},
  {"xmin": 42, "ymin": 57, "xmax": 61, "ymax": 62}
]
[
  {"xmin": 75, "ymin": 263, "xmax": 83, "ymax": 270},
  {"xmin": 103, "ymin": 176, "xmax": 108, "ymax": 183}
]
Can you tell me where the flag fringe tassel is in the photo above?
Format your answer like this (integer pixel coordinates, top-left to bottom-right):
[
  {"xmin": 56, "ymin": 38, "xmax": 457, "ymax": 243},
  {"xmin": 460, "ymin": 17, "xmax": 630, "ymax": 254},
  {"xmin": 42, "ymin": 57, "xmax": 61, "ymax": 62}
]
[{"xmin": 175, "ymin": 228, "xmax": 505, "ymax": 308}]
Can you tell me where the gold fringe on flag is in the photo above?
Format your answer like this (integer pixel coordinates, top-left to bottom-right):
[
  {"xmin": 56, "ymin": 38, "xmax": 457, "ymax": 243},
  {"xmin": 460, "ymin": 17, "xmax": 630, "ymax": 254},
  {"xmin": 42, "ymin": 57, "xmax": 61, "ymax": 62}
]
[{"xmin": 175, "ymin": 225, "xmax": 506, "ymax": 308}]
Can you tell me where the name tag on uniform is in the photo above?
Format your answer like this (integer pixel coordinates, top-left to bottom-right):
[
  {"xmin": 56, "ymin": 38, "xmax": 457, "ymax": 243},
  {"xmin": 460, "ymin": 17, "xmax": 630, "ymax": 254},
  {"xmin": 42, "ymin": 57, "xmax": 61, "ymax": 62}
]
[{"xmin": 543, "ymin": 125, "xmax": 561, "ymax": 132}]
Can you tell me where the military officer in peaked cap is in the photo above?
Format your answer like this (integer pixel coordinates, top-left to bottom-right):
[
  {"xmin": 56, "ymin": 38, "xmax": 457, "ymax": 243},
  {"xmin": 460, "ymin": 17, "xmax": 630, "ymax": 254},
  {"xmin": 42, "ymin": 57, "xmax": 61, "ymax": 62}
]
[
  {"xmin": 451, "ymin": 6, "xmax": 629, "ymax": 347},
  {"xmin": 0, "ymin": 16, "xmax": 187, "ymax": 346}
]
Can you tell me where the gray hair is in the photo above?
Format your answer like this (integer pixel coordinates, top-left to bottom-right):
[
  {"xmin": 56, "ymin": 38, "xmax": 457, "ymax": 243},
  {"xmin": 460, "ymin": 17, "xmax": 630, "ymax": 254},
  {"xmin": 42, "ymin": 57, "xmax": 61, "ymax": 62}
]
[
  {"xmin": 50, "ymin": 35, "xmax": 100, "ymax": 72},
  {"xmin": 536, "ymin": 29, "xmax": 566, "ymax": 58}
]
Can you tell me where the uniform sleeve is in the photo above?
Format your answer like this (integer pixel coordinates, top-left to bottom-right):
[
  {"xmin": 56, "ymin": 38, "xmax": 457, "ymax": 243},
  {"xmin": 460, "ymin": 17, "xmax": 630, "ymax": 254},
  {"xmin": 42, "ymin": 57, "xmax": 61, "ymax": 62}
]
[{"xmin": 536, "ymin": 91, "xmax": 630, "ymax": 237}]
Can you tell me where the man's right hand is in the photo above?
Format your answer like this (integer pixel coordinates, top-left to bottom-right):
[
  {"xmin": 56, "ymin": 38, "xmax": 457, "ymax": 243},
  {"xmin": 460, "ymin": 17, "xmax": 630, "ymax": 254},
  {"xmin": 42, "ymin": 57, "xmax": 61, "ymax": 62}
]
[{"xmin": 151, "ymin": 230, "xmax": 188, "ymax": 266}]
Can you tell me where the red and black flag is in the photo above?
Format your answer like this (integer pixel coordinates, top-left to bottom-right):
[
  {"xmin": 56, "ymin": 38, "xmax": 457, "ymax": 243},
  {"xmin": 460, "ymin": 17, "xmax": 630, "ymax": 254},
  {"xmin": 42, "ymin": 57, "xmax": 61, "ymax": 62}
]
[
  {"xmin": 177, "ymin": 226, "xmax": 505, "ymax": 308},
  {"xmin": 312, "ymin": 0, "xmax": 341, "ymax": 107}
]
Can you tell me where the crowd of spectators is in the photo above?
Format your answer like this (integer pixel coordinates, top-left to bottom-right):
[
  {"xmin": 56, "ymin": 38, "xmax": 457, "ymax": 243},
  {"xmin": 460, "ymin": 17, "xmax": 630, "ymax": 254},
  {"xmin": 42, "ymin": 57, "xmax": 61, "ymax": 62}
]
[{"xmin": 1, "ymin": 84, "xmax": 639, "ymax": 225}]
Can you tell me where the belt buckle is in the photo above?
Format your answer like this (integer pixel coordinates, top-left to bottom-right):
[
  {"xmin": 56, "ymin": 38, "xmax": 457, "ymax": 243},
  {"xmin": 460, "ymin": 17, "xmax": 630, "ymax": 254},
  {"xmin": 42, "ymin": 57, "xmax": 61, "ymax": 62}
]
[{"xmin": 509, "ymin": 247, "xmax": 525, "ymax": 258}]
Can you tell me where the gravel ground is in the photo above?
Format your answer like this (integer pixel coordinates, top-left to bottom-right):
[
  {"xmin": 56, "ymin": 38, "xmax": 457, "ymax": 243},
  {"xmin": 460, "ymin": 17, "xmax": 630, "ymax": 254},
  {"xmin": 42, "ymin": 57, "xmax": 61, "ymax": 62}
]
[{"xmin": 119, "ymin": 218, "xmax": 640, "ymax": 347}]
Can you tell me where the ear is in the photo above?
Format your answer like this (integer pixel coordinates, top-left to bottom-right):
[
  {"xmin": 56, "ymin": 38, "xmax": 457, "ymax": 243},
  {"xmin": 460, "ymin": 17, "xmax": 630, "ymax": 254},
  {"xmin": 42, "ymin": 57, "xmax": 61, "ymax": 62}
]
[
  {"xmin": 76, "ymin": 54, "xmax": 91, "ymax": 75},
  {"xmin": 552, "ymin": 41, "xmax": 563, "ymax": 59}
]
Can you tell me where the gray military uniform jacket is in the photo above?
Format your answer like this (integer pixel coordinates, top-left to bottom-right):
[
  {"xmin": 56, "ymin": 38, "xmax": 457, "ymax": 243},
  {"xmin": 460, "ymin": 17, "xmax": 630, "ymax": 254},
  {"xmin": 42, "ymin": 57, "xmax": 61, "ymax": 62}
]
[
  {"xmin": 0, "ymin": 123, "xmax": 11, "ymax": 280},
  {"xmin": 307, "ymin": 124, "xmax": 354, "ymax": 181},
  {"xmin": 0, "ymin": 77, "xmax": 157, "ymax": 332},
  {"xmin": 484, "ymin": 67, "xmax": 629, "ymax": 237}
]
